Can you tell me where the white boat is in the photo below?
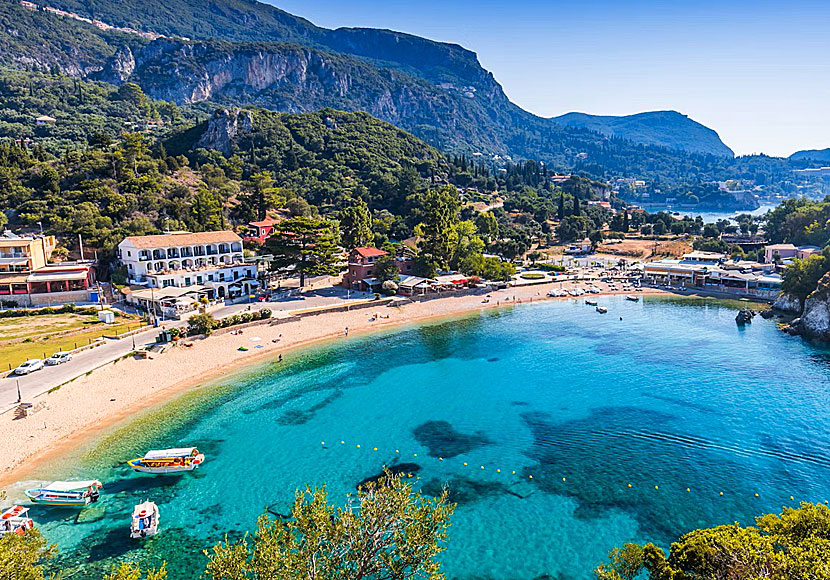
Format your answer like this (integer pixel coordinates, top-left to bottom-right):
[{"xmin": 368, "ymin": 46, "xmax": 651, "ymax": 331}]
[
  {"xmin": 585, "ymin": 299, "xmax": 598, "ymax": 306},
  {"xmin": 127, "ymin": 448, "xmax": 205, "ymax": 475},
  {"xmin": 130, "ymin": 501, "xmax": 160, "ymax": 538},
  {"xmin": 25, "ymin": 480, "xmax": 102, "ymax": 507},
  {"xmin": 625, "ymin": 295, "xmax": 640, "ymax": 302},
  {"xmin": 0, "ymin": 505, "xmax": 34, "ymax": 536},
  {"xmin": 596, "ymin": 306, "xmax": 608, "ymax": 314}
]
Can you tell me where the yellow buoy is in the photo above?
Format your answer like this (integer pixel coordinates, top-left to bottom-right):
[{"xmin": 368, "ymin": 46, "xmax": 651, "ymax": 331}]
[
  {"xmin": 686, "ymin": 488, "xmax": 691, "ymax": 493},
  {"xmin": 413, "ymin": 453, "xmax": 417, "ymax": 457},
  {"xmin": 754, "ymin": 493, "xmax": 759, "ymax": 498},
  {"xmin": 627, "ymin": 484, "xmax": 632, "ymax": 488},
  {"xmin": 529, "ymin": 475, "xmax": 533, "ymax": 479},
  {"xmin": 654, "ymin": 485, "xmax": 659, "ymax": 490},
  {"xmin": 480, "ymin": 466, "xmax": 485, "ymax": 470},
  {"xmin": 496, "ymin": 469, "xmax": 501, "ymax": 473},
  {"xmin": 395, "ymin": 449, "xmax": 399, "ymax": 453},
  {"xmin": 356, "ymin": 444, "xmax": 361, "ymax": 448},
  {"xmin": 512, "ymin": 471, "xmax": 516, "ymax": 474},
  {"xmin": 340, "ymin": 441, "xmax": 345, "ymax": 445},
  {"xmin": 790, "ymin": 496, "xmax": 795, "ymax": 501},
  {"xmin": 439, "ymin": 457, "xmax": 443, "ymax": 461},
  {"xmin": 463, "ymin": 462, "xmax": 468, "ymax": 466},
  {"xmin": 562, "ymin": 477, "xmax": 566, "ymax": 482},
  {"xmin": 321, "ymin": 442, "xmax": 325, "ymax": 445},
  {"xmin": 373, "ymin": 447, "xmax": 377, "ymax": 451},
  {"xmin": 719, "ymin": 492, "xmax": 724, "ymax": 496}
]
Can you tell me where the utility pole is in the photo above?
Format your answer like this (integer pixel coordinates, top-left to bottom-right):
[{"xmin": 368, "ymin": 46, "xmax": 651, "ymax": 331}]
[{"xmin": 78, "ymin": 234, "xmax": 84, "ymax": 261}]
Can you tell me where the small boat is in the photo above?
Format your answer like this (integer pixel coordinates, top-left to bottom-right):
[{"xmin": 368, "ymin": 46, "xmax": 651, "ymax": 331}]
[
  {"xmin": 130, "ymin": 501, "xmax": 160, "ymax": 539},
  {"xmin": 25, "ymin": 480, "xmax": 102, "ymax": 507},
  {"xmin": 0, "ymin": 505, "xmax": 34, "ymax": 536},
  {"xmin": 625, "ymin": 295, "xmax": 639, "ymax": 302},
  {"xmin": 596, "ymin": 306, "xmax": 608, "ymax": 314},
  {"xmin": 128, "ymin": 448, "xmax": 205, "ymax": 475},
  {"xmin": 585, "ymin": 299, "xmax": 597, "ymax": 306}
]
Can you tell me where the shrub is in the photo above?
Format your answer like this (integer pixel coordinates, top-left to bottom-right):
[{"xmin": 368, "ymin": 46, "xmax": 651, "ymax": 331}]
[
  {"xmin": 381, "ymin": 280, "xmax": 398, "ymax": 296},
  {"xmin": 520, "ymin": 272, "xmax": 546, "ymax": 280},
  {"xmin": 259, "ymin": 309, "xmax": 272, "ymax": 320},
  {"xmin": 188, "ymin": 313, "xmax": 218, "ymax": 336},
  {"xmin": 537, "ymin": 263, "xmax": 566, "ymax": 272}
]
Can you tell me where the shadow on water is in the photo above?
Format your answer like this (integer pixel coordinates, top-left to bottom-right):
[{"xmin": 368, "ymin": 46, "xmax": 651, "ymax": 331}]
[
  {"xmin": 518, "ymin": 406, "xmax": 809, "ymax": 544},
  {"xmin": 357, "ymin": 462, "xmax": 421, "ymax": 489},
  {"xmin": 421, "ymin": 476, "xmax": 529, "ymax": 505},
  {"xmin": 413, "ymin": 420, "xmax": 493, "ymax": 458}
]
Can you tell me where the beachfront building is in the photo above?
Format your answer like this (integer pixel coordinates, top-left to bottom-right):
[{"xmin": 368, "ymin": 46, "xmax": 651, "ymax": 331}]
[
  {"xmin": 763, "ymin": 243, "xmax": 821, "ymax": 265},
  {"xmin": 0, "ymin": 231, "xmax": 98, "ymax": 306},
  {"xmin": 118, "ymin": 231, "xmax": 259, "ymax": 309},
  {"xmin": 643, "ymin": 255, "xmax": 781, "ymax": 298},
  {"xmin": 341, "ymin": 247, "xmax": 415, "ymax": 291}
]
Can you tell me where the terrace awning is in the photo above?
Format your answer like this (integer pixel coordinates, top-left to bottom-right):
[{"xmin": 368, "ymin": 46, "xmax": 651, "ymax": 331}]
[{"xmin": 27, "ymin": 270, "xmax": 88, "ymax": 282}]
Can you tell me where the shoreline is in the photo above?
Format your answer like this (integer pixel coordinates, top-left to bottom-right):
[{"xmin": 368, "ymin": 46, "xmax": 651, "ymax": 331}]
[{"xmin": 0, "ymin": 282, "xmax": 668, "ymax": 488}]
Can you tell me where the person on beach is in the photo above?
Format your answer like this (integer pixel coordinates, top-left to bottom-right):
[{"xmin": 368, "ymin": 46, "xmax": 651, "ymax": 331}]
[{"xmin": 345, "ymin": 327, "xmax": 349, "ymax": 336}]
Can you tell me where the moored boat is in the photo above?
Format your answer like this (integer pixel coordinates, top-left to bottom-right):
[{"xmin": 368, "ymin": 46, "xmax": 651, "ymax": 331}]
[
  {"xmin": 596, "ymin": 306, "xmax": 608, "ymax": 314},
  {"xmin": 585, "ymin": 299, "xmax": 597, "ymax": 306},
  {"xmin": 130, "ymin": 501, "xmax": 160, "ymax": 538},
  {"xmin": 0, "ymin": 505, "xmax": 34, "ymax": 536},
  {"xmin": 625, "ymin": 295, "xmax": 639, "ymax": 302},
  {"xmin": 128, "ymin": 448, "xmax": 205, "ymax": 475},
  {"xmin": 24, "ymin": 480, "xmax": 102, "ymax": 507}
]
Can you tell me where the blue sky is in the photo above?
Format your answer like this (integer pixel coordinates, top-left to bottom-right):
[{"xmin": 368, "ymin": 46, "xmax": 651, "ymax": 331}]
[{"xmin": 269, "ymin": 0, "xmax": 830, "ymax": 157}]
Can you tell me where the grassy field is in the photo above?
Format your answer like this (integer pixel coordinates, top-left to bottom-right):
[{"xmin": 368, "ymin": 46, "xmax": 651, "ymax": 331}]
[{"xmin": 1, "ymin": 313, "xmax": 145, "ymax": 370}]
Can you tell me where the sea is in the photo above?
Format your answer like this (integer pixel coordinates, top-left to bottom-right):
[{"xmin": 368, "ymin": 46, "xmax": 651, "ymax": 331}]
[{"xmin": 11, "ymin": 295, "xmax": 830, "ymax": 580}]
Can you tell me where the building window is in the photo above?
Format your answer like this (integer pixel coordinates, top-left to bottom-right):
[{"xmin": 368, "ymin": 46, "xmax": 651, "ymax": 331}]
[
  {"xmin": 208, "ymin": 274, "xmax": 214, "ymax": 282},
  {"xmin": 219, "ymin": 273, "xmax": 225, "ymax": 282},
  {"xmin": 197, "ymin": 276, "xmax": 203, "ymax": 284},
  {"xmin": 184, "ymin": 277, "xmax": 191, "ymax": 286}
]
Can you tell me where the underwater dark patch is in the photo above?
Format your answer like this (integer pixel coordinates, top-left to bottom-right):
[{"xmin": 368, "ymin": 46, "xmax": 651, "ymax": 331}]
[
  {"xmin": 518, "ymin": 406, "xmax": 788, "ymax": 544},
  {"xmin": 357, "ymin": 462, "xmax": 421, "ymax": 489},
  {"xmin": 413, "ymin": 420, "xmax": 493, "ymax": 458},
  {"xmin": 421, "ymin": 476, "xmax": 523, "ymax": 505}
]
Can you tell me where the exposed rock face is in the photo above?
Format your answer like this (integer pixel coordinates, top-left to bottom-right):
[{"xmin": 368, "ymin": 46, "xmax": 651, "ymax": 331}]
[
  {"xmin": 772, "ymin": 292, "xmax": 802, "ymax": 315},
  {"xmin": 196, "ymin": 109, "xmax": 254, "ymax": 155},
  {"xmin": 114, "ymin": 38, "xmax": 506, "ymax": 153},
  {"xmin": 98, "ymin": 46, "xmax": 135, "ymax": 83},
  {"xmin": 797, "ymin": 273, "xmax": 830, "ymax": 341}
]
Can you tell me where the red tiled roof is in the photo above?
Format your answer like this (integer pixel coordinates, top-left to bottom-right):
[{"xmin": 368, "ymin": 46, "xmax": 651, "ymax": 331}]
[
  {"xmin": 352, "ymin": 247, "xmax": 387, "ymax": 258},
  {"xmin": 249, "ymin": 218, "xmax": 279, "ymax": 228}
]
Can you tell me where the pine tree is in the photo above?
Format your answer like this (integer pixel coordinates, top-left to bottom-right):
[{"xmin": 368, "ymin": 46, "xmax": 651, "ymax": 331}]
[
  {"xmin": 266, "ymin": 217, "xmax": 341, "ymax": 287},
  {"xmin": 340, "ymin": 198, "xmax": 373, "ymax": 249}
]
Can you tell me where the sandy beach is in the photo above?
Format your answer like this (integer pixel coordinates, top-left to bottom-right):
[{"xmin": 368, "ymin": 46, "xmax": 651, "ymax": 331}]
[{"xmin": 0, "ymin": 280, "xmax": 666, "ymax": 487}]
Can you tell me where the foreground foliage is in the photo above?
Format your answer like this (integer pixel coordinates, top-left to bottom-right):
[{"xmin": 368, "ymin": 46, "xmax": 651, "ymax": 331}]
[
  {"xmin": 595, "ymin": 502, "xmax": 830, "ymax": 580},
  {"xmin": 204, "ymin": 472, "xmax": 455, "ymax": 580}
]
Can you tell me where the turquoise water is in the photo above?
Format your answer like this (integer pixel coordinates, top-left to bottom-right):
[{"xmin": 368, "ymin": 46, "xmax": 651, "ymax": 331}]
[{"xmin": 11, "ymin": 296, "xmax": 830, "ymax": 579}]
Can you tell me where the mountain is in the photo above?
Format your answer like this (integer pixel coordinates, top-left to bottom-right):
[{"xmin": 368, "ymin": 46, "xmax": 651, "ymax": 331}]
[
  {"xmin": 789, "ymin": 148, "xmax": 830, "ymax": 163},
  {"xmin": 553, "ymin": 111, "xmax": 734, "ymax": 157},
  {"xmin": 2, "ymin": 0, "xmax": 738, "ymax": 174}
]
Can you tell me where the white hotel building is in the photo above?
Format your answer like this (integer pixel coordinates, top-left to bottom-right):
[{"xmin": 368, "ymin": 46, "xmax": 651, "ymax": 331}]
[{"xmin": 117, "ymin": 231, "xmax": 259, "ymax": 305}]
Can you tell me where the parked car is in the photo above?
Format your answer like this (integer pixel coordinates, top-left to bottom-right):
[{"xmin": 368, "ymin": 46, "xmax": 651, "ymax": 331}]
[
  {"xmin": 14, "ymin": 359, "xmax": 44, "ymax": 375},
  {"xmin": 46, "ymin": 352, "xmax": 72, "ymax": 365}
]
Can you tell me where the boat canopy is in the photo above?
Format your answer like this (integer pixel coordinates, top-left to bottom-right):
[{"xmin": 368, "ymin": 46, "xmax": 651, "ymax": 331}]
[
  {"xmin": 143, "ymin": 448, "xmax": 197, "ymax": 460},
  {"xmin": 43, "ymin": 480, "xmax": 102, "ymax": 492}
]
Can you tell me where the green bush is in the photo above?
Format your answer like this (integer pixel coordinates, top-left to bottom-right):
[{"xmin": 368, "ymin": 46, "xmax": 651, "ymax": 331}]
[
  {"xmin": 520, "ymin": 272, "xmax": 545, "ymax": 280},
  {"xmin": 187, "ymin": 313, "xmax": 218, "ymax": 336},
  {"xmin": 536, "ymin": 263, "xmax": 566, "ymax": 272}
]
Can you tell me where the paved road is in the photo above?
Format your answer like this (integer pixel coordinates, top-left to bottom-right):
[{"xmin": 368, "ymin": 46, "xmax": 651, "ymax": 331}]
[
  {"xmin": 0, "ymin": 325, "xmax": 165, "ymax": 413},
  {"xmin": 0, "ymin": 287, "xmax": 375, "ymax": 413}
]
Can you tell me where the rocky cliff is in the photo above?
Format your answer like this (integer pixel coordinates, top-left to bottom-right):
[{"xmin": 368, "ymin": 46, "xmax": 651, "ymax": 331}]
[
  {"xmin": 772, "ymin": 292, "xmax": 802, "ymax": 315},
  {"xmin": 785, "ymin": 273, "xmax": 830, "ymax": 340},
  {"xmin": 196, "ymin": 108, "xmax": 254, "ymax": 155}
]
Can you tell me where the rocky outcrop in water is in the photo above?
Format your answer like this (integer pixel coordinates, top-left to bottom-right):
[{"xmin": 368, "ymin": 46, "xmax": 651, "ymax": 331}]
[
  {"xmin": 772, "ymin": 292, "xmax": 802, "ymax": 315},
  {"xmin": 196, "ymin": 108, "xmax": 253, "ymax": 155},
  {"xmin": 735, "ymin": 309, "xmax": 756, "ymax": 325}
]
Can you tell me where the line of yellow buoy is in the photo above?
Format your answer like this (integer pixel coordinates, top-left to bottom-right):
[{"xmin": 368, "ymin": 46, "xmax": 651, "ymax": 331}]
[{"xmin": 320, "ymin": 440, "xmax": 823, "ymax": 502}]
